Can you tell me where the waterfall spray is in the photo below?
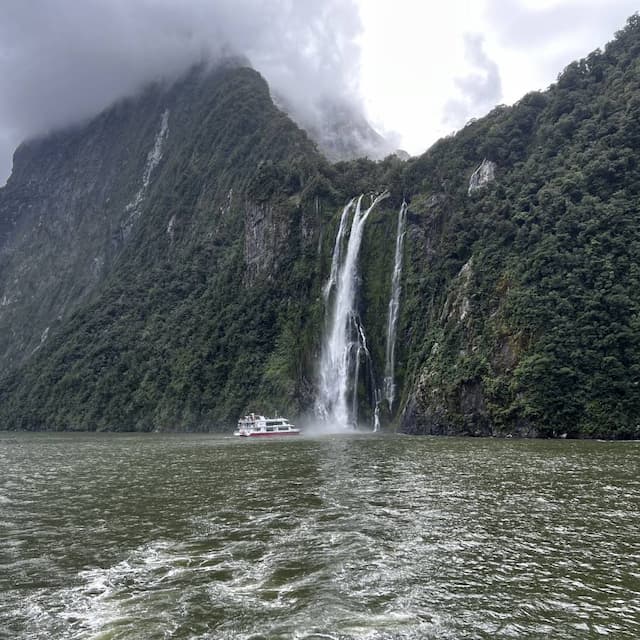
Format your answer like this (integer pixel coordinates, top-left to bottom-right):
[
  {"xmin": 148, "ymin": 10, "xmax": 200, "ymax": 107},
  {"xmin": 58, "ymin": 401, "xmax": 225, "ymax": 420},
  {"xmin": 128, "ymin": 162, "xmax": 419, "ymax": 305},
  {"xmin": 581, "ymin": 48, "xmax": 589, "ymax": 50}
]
[
  {"xmin": 373, "ymin": 399, "xmax": 381, "ymax": 432},
  {"xmin": 383, "ymin": 200, "xmax": 408, "ymax": 412},
  {"xmin": 316, "ymin": 192, "xmax": 389, "ymax": 428}
]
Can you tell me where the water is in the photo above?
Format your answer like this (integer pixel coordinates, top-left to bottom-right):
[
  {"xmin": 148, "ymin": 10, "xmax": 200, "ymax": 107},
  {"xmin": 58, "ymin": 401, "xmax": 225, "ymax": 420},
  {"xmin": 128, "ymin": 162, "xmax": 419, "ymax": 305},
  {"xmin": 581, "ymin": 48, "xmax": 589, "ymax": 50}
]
[
  {"xmin": 1, "ymin": 432, "xmax": 639, "ymax": 640},
  {"xmin": 352, "ymin": 317, "xmax": 376, "ymax": 428},
  {"xmin": 383, "ymin": 201, "xmax": 407, "ymax": 413},
  {"xmin": 323, "ymin": 199, "xmax": 354, "ymax": 302},
  {"xmin": 316, "ymin": 192, "xmax": 389, "ymax": 428},
  {"xmin": 123, "ymin": 109, "xmax": 170, "ymax": 238}
]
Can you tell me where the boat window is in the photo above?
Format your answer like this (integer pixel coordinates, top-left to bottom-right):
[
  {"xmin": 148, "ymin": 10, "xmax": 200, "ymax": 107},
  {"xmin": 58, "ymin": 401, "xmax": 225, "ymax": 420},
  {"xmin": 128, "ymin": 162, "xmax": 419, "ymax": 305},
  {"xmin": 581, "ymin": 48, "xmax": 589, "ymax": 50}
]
[{"xmin": 266, "ymin": 427, "xmax": 275, "ymax": 432}]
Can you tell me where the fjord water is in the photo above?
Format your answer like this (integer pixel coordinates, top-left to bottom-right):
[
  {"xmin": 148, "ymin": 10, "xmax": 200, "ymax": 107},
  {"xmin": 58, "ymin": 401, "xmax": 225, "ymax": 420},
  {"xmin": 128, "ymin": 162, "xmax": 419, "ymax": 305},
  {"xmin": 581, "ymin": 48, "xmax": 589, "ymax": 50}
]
[{"xmin": 1, "ymin": 433, "xmax": 638, "ymax": 640}]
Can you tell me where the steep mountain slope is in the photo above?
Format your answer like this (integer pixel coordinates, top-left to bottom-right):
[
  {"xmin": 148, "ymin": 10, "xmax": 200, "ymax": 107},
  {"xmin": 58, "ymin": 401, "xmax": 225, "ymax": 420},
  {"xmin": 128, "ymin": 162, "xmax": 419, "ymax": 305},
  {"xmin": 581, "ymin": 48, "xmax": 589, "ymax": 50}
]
[
  {"xmin": 0, "ymin": 79, "xmax": 172, "ymax": 370},
  {"xmin": 1, "ymin": 16, "xmax": 639, "ymax": 437},
  {"xmin": 396, "ymin": 15, "xmax": 640, "ymax": 438},
  {"xmin": 0, "ymin": 62, "xmax": 338, "ymax": 429}
]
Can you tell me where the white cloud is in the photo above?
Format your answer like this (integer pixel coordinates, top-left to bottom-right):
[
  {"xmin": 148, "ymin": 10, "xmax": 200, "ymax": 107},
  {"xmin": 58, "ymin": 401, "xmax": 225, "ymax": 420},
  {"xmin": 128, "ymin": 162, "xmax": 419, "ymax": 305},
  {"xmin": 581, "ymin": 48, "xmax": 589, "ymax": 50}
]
[
  {"xmin": 444, "ymin": 33, "xmax": 503, "ymax": 129},
  {"xmin": 0, "ymin": 0, "xmax": 637, "ymax": 182},
  {"xmin": 0, "ymin": 0, "xmax": 363, "ymax": 184},
  {"xmin": 358, "ymin": 0, "xmax": 637, "ymax": 155}
]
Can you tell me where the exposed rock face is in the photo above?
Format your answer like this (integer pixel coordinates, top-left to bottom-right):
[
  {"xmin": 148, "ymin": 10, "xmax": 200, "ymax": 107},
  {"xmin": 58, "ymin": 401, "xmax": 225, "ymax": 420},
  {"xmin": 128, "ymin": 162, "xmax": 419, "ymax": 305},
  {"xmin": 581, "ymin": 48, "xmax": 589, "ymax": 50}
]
[
  {"xmin": 402, "ymin": 371, "xmax": 540, "ymax": 438},
  {"xmin": 243, "ymin": 201, "xmax": 290, "ymax": 283},
  {"xmin": 401, "ymin": 379, "xmax": 492, "ymax": 437},
  {"xmin": 401, "ymin": 256, "xmax": 491, "ymax": 436},
  {"xmin": 441, "ymin": 257, "xmax": 473, "ymax": 324},
  {"xmin": 398, "ymin": 202, "xmax": 544, "ymax": 438},
  {"xmin": 468, "ymin": 159, "xmax": 496, "ymax": 194}
]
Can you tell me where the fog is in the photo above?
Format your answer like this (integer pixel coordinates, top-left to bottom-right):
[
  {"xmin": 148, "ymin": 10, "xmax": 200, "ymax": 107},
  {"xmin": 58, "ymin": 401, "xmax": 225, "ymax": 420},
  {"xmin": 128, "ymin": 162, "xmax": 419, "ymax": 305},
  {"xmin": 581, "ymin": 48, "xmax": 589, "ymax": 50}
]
[
  {"xmin": 1, "ymin": 2, "xmax": 637, "ymax": 184},
  {"xmin": 0, "ymin": 0, "xmax": 364, "ymax": 184}
]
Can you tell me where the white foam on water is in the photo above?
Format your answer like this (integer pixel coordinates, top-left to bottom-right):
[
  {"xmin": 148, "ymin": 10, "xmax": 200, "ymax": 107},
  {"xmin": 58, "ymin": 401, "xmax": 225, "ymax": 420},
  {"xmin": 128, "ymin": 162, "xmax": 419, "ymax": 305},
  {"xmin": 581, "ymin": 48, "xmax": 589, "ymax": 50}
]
[{"xmin": 28, "ymin": 540, "xmax": 189, "ymax": 638}]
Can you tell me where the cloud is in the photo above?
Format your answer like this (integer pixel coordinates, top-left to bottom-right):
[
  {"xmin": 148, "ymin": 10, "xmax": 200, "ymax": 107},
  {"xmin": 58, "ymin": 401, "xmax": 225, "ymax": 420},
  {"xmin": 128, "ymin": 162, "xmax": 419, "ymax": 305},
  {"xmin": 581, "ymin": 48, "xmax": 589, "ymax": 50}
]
[
  {"xmin": 0, "ymin": 0, "xmax": 364, "ymax": 184},
  {"xmin": 486, "ymin": 0, "xmax": 639, "ymax": 48},
  {"xmin": 444, "ymin": 33, "xmax": 503, "ymax": 129},
  {"xmin": 484, "ymin": 0, "xmax": 639, "ymax": 82}
]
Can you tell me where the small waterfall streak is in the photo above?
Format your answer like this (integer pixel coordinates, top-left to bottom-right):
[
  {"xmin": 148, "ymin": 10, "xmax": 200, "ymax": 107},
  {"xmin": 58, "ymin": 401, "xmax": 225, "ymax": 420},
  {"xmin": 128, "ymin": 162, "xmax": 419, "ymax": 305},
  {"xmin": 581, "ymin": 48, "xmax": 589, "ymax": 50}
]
[
  {"xmin": 316, "ymin": 192, "xmax": 389, "ymax": 428},
  {"xmin": 373, "ymin": 389, "xmax": 381, "ymax": 433},
  {"xmin": 352, "ymin": 339, "xmax": 361, "ymax": 426},
  {"xmin": 122, "ymin": 109, "xmax": 170, "ymax": 240},
  {"xmin": 126, "ymin": 109, "xmax": 170, "ymax": 214},
  {"xmin": 383, "ymin": 200, "xmax": 408, "ymax": 412},
  {"xmin": 352, "ymin": 316, "xmax": 376, "ymax": 427}
]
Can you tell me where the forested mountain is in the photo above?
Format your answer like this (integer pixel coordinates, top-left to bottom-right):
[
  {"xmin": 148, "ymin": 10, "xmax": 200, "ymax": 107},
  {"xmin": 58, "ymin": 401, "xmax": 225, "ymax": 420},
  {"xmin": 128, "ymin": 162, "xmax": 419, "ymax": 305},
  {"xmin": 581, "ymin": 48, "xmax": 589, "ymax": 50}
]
[{"xmin": 1, "ymin": 16, "xmax": 639, "ymax": 438}]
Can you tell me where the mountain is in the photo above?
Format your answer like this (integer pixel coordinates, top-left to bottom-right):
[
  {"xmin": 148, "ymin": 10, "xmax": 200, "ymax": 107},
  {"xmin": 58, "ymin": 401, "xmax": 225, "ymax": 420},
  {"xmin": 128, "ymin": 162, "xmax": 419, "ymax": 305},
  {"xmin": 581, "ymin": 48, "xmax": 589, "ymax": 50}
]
[
  {"xmin": 1, "ymin": 16, "xmax": 639, "ymax": 438},
  {"xmin": 291, "ymin": 98, "xmax": 397, "ymax": 162},
  {"xmin": 0, "ymin": 61, "xmax": 333, "ymax": 430}
]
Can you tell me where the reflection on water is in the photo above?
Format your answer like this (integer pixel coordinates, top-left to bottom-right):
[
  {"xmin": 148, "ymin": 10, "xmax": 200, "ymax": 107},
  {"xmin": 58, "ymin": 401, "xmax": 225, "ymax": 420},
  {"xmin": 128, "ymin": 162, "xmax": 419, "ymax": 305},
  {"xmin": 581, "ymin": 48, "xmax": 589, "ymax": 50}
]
[{"xmin": 0, "ymin": 432, "xmax": 638, "ymax": 639}]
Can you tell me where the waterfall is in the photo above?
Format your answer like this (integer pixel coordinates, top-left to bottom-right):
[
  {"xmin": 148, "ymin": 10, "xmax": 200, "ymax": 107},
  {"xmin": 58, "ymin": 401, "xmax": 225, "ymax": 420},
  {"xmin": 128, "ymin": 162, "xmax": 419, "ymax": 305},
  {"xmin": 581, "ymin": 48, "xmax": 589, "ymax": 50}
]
[
  {"xmin": 351, "ymin": 316, "xmax": 376, "ymax": 427},
  {"xmin": 316, "ymin": 192, "xmax": 389, "ymax": 428},
  {"xmin": 122, "ymin": 109, "xmax": 170, "ymax": 239},
  {"xmin": 383, "ymin": 200, "xmax": 407, "ymax": 412},
  {"xmin": 323, "ymin": 199, "xmax": 354, "ymax": 300}
]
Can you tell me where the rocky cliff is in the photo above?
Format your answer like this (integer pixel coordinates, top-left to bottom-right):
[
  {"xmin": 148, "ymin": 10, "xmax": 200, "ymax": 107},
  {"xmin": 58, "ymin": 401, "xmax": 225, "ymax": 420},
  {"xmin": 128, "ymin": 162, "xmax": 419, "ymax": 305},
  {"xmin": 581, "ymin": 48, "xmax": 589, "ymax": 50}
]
[
  {"xmin": 395, "ymin": 16, "xmax": 640, "ymax": 439},
  {"xmin": 1, "ymin": 16, "xmax": 640, "ymax": 437}
]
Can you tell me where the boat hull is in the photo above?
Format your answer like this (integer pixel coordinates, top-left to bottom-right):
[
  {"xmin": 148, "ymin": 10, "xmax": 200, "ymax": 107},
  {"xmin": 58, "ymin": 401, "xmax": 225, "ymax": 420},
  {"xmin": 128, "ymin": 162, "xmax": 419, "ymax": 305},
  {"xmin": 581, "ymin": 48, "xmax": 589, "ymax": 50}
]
[{"xmin": 239, "ymin": 430, "xmax": 300, "ymax": 437}]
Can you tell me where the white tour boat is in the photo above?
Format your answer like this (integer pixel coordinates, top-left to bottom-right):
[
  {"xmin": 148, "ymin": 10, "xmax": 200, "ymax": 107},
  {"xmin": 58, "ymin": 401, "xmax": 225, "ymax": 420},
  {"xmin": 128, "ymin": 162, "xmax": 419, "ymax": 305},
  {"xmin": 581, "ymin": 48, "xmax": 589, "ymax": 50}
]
[{"xmin": 234, "ymin": 413, "xmax": 300, "ymax": 437}]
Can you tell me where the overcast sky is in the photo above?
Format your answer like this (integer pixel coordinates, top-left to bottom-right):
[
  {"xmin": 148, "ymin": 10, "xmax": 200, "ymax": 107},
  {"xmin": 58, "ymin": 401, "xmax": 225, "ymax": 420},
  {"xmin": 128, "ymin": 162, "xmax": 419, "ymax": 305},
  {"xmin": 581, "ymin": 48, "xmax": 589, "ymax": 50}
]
[{"xmin": 0, "ymin": 0, "xmax": 637, "ymax": 185}]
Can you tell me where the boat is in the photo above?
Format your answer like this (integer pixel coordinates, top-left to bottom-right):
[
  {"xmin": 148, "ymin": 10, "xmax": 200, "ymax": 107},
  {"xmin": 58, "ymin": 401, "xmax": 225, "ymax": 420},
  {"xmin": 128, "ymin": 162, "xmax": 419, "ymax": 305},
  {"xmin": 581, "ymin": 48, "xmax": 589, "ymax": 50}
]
[{"xmin": 234, "ymin": 413, "xmax": 300, "ymax": 437}]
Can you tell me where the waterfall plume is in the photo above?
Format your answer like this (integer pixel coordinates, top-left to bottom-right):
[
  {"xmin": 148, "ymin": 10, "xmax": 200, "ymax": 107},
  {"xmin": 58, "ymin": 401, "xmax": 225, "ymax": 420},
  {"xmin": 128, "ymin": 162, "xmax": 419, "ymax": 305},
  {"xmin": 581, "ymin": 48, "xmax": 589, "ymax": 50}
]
[{"xmin": 315, "ymin": 192, "xmax": 389, "ymax": 428}]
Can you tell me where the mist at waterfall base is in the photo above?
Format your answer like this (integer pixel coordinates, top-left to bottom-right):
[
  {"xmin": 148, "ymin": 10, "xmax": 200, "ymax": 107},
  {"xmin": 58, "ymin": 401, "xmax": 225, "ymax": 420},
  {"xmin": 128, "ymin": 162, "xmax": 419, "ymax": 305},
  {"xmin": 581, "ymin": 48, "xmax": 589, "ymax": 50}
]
[{"xmin": 313, "ymin": 194, "xmax": 407, "ymax": 434}]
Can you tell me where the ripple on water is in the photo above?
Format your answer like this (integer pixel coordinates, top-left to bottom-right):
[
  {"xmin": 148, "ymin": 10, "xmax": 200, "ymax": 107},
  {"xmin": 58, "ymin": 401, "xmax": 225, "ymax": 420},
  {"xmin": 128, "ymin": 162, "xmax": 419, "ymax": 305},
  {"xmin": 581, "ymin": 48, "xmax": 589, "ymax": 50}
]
[{"xmin": 0, "ymin": 434, "xmax": 639, "ymax": 639}]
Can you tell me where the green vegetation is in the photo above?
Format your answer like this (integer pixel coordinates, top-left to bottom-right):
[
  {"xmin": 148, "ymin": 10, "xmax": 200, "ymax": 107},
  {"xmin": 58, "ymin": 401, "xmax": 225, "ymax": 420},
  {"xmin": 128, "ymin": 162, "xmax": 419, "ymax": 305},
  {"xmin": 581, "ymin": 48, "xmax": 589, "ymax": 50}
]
[
  {"xmin": 1, "ymin": 17, "xmax": 640, "ymax": 437},
  {"xmin": 395, "ymin": 15, "xmax": 640, "ymax": 438}
]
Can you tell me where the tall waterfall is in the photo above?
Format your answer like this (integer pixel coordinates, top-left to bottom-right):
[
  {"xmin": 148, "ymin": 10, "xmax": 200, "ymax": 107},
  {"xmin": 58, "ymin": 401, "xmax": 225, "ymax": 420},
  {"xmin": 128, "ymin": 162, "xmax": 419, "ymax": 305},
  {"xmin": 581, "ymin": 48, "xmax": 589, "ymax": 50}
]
[
  {"xmin": 383, "ymin": 200, "xmax": 407, "ymax": 412},
  {"xmin": 316, "ymin": 192, "xmax": 389, "ymax": 428}
]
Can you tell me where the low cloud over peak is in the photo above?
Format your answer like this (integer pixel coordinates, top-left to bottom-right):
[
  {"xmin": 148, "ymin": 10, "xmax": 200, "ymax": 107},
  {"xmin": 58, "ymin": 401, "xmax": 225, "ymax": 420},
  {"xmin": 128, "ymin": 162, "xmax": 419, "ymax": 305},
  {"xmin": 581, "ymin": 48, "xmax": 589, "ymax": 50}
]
[{"xmin": 0, "ymin": 0, "xmax": 366, "ymax": 184}]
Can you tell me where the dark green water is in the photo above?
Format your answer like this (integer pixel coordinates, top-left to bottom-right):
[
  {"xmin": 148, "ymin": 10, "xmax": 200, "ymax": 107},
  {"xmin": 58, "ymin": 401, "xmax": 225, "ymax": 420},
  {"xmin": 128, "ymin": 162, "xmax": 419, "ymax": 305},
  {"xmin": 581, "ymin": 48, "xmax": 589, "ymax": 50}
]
[{"xmin": 1, "ymin": 432, "xmax": 638, "ymax": 639}]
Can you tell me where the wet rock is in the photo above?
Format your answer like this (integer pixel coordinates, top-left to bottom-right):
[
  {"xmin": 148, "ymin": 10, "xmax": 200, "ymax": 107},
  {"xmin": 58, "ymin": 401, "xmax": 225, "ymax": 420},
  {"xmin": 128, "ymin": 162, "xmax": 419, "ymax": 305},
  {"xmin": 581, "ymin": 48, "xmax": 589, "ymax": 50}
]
[
  {"xmin": 243, "ymin": 200, "xmax": 292, "ymax": 284},
  {"xmin": 468, "ymin": 159, "xmax": 496, "ymax": 194}
]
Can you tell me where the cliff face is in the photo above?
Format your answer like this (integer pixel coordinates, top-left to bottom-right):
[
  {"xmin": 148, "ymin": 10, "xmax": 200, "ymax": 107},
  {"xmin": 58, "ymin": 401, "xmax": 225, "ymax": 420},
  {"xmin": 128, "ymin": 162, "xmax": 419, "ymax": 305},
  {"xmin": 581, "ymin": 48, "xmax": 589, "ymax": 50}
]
[
  {"xmin": 0, "ymin": 88, "xmax": 172, "ymax": 369},
  {"xmin": 1, "ymin": 16, "xmax": 640, "ymax": 437},
  {"xmin": 394, "ymin": 16, "xmax": 640, "ymax": 439},
  {"xmin": 0, "ymin": 63, "xmax": 333, "ymax": 430}
]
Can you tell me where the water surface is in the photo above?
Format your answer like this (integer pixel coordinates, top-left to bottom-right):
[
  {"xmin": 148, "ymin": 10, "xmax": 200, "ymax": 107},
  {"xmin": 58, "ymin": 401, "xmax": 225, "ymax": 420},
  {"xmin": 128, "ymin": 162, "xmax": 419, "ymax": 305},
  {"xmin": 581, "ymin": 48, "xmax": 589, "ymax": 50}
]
[{"xmin": 1, "ymin": 432, "xmax": 638, "ymax": 639}]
